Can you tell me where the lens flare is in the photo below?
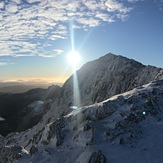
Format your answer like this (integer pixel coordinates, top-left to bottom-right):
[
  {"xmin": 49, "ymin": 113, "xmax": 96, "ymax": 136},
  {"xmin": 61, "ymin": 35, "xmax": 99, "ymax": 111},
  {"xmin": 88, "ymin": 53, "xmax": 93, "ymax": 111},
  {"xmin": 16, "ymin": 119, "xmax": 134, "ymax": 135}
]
[{"xmin": 143, "ymin": 111, "xmax": 146, "ymax": 115}]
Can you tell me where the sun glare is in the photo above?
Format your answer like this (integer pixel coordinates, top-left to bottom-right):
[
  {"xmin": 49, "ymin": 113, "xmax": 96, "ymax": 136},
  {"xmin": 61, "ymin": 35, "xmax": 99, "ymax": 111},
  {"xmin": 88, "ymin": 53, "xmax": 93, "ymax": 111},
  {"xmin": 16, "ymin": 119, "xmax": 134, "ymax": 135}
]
[{"xmin": 67, "ymin": 51, "xmax": 81, "ymax": 66}]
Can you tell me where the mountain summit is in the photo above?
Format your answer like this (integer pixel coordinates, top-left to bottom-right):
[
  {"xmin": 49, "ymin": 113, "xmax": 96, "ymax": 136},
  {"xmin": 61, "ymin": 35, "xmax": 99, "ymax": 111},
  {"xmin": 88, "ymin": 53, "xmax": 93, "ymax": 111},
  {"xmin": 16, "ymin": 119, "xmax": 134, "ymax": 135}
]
[{"xmin": 60, "ymin": 53, "xmax": 163, "ymax": 107}]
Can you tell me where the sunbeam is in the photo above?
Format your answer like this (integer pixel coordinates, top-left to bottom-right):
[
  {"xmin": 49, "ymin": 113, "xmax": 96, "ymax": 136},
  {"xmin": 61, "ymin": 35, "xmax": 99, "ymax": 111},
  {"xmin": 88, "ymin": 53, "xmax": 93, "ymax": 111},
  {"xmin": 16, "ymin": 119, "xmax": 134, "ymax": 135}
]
[
  {"xmin": 72, "ymin": 70, "xmax": 81, "ymax": 109},
  {"xmin": 68, "ymin": 21, "xmax": 81, "ymax": 109}
]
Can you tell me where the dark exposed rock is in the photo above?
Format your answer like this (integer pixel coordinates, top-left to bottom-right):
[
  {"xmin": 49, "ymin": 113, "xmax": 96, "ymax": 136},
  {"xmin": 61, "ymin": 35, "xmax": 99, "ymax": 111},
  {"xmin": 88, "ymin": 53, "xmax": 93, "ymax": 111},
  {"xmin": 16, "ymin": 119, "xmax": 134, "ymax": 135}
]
[
  {"xmin": 88, "ymin": 150, "xmax": 107, "ymax": 163},
  {"xmin": 47, "ymin": 117, "xmax": 65, "ymax": 146},
  {"xmin": 95, "ymin": 106, "xmax": 114, "ymax": 120},
  {"xmin": 30, "ymin": 145, "xmax": 38, "ymax": 155},
  {"xmin": 83, "ymin": 123, "xmax": 92, "ymax": 131},
  {"xmin": 119, "ymin": 137, "xmax": 125, "ymax": 145}
]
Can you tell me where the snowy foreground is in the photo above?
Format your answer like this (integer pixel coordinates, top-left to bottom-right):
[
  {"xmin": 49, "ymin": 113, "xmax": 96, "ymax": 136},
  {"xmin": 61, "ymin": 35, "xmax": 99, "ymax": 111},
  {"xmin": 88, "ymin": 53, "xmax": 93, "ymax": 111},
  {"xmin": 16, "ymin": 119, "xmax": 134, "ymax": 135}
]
[{"xmin": 0, "ymin": 79, "xmax": 163, "ymax": 163}]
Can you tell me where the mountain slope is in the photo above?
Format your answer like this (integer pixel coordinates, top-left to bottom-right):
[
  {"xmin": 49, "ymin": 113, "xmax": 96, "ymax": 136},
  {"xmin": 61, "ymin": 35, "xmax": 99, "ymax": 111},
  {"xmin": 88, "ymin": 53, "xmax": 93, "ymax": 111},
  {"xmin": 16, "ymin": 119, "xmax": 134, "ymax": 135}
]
[
  {"xmin": 0, "ymin": 85, "xmax": 61, "ymax": 136},
  {"xmin": 0, "ymin": 53, "xmax": 163, "ymax": 163},
  {"xmin": 60, "ymin": 53, "xmax": 163, "ymax": 107},
  {"xmin": 1, "ymin": 79, "xmax": 163, "ymax": 163}
]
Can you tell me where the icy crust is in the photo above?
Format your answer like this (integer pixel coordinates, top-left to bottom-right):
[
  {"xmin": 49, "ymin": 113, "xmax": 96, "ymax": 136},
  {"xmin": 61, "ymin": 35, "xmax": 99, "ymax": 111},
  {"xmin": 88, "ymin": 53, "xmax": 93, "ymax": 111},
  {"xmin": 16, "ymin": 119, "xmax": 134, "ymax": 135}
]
[{"xmin": 1, "ymin": 80, "xmax": 163, "ymax": 163}]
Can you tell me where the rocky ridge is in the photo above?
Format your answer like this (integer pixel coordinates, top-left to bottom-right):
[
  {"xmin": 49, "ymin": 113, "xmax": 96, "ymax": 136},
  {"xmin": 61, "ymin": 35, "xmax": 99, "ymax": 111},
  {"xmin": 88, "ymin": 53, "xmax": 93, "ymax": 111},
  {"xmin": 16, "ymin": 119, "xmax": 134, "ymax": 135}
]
[{"xmin": 60, "ymin": 53, "xmax": 163, "ymax": 107}]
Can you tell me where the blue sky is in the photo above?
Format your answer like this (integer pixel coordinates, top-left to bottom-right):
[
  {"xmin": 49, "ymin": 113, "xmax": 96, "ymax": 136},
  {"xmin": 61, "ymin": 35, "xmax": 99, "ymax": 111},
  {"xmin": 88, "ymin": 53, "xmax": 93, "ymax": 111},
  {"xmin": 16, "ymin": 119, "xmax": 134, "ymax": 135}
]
[{"xmin": 0, "ymin": 0, "xmax": 163, "ymax": 83}]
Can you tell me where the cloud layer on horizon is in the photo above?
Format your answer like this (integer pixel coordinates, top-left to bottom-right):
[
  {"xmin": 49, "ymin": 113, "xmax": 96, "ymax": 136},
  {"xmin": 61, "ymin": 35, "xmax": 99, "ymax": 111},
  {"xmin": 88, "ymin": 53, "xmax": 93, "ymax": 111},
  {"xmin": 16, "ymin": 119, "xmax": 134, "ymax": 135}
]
[{"xmin": 0, "ymin": 0, "xmax": 142, "ymax": 58}]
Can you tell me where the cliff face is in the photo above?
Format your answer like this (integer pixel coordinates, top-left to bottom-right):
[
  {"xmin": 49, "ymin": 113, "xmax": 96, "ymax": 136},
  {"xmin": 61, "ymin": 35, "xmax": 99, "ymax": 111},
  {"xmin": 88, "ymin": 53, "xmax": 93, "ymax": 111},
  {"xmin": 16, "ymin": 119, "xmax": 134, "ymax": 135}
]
[{"xmin": 60, "ymin": 53, "xmax": 163, "ymax": 107}]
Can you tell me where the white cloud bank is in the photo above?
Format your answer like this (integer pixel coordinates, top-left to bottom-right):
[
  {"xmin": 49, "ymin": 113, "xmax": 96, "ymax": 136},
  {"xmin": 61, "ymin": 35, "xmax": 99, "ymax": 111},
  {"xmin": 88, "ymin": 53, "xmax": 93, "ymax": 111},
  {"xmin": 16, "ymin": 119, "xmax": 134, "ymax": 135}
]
[{"xmin": 0, "ymin": 0, "xmax": 142, "ymax": 58}]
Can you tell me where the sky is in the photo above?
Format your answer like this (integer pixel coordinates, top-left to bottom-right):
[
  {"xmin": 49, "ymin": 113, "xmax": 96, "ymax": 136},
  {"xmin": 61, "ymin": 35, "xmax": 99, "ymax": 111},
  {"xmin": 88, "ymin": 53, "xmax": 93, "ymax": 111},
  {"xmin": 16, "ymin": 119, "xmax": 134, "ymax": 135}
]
[{"xmin": 0, "ymin": 0, "xmax": 163, "ymax": 84}]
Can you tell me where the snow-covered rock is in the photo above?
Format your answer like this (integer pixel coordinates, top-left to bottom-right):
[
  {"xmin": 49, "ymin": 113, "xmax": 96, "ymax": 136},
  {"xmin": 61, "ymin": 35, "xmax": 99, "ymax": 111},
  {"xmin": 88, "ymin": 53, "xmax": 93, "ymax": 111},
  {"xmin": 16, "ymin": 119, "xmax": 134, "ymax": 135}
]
[
  {"xmin": 2, "ymin": 79, "xmax": 163, "ymax": 163},
  {"xmin": 0, "ymin": 145, "xmax": 28, "ymax": 162}
]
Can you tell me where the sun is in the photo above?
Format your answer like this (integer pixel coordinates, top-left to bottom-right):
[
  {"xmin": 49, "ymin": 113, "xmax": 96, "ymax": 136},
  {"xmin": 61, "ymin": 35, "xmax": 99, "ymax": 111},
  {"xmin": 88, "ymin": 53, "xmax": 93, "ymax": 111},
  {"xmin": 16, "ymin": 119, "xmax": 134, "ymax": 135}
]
[{"xmin": 67, "ymin": 51, "xmax": 81, "ymax": 66}]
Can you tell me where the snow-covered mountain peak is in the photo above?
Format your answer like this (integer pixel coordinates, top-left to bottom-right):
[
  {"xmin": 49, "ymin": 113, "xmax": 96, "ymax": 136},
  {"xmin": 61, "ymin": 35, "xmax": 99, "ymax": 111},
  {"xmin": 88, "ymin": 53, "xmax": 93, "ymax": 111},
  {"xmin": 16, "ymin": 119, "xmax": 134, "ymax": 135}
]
[{"xmin": 60, "ymin": 53, "xmax": 163, "ymax": 108}]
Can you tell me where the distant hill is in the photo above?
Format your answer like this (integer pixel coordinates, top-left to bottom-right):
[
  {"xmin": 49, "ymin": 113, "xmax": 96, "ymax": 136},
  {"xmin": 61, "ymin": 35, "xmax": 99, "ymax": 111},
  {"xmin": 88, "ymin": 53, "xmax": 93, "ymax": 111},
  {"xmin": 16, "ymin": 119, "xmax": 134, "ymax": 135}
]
[
  {"xmin": 0, "ymin": 80, "xmax": 63, "ymax": 93},
  {"xmin": 0, "ymin": 85, "xmax": 48, "ymax": 94}
]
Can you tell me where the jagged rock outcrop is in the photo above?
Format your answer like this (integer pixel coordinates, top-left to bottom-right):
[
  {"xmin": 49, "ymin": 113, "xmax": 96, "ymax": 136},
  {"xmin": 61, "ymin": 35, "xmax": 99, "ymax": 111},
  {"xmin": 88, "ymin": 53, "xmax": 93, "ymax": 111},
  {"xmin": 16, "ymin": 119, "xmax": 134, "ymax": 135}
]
[
  {"xmin": 59, "ymin": 53, "xmax": 163, "ymax": 107},
  {"xmin": 46, "ymin": 117, "xmax": 65, "ymax": 146}
]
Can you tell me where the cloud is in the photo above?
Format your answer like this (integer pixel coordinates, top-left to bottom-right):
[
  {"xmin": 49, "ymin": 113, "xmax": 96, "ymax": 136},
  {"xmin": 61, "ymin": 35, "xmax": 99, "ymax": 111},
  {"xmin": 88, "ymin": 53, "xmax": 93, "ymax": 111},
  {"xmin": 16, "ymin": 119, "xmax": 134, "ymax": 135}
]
[
  {"xmin": 95, "ymin": 13, "xmax": 115, "ymax": 22},
  {"xmin": 128, "ymin": 0, "xmax": 140, "ymax": 2},
  {"xmin": 0, "ymin": 62, "xmax": 8, "ymax": 66},
  {"xmin": 105, "ymin": 0, "xmax": 132, "ymax": 13},
  {"xmin": 53, "ymin": 49, "xmax": 64, "ymax": 55},
  {"xmin": 38, "ymin": 48, "xmax": 64, "ymax": 58},
  {"xmin": 0, "ymin": 2, "xmax": 4, "ymax": 9},
  {"xmin": 128, "ymin": 0, "xmax": 145, "ymax": 3},
  {"xmin": 6, "ymin": 3, "xmax": 18, "ymax": 13},
  {"xmin": 12, "ymin": 0, "xmax": 22, "ymax": 5},
  {"xmin": 154, "ymin": 0, "xmax": 163, "ymax": 11},
  {"xmin": 0, "ymin": 59, "xmax": 13, "ymax": 66},
  {"xmin": 0, "ymin": 0, "xmax": 140, "ymax": 58}
]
